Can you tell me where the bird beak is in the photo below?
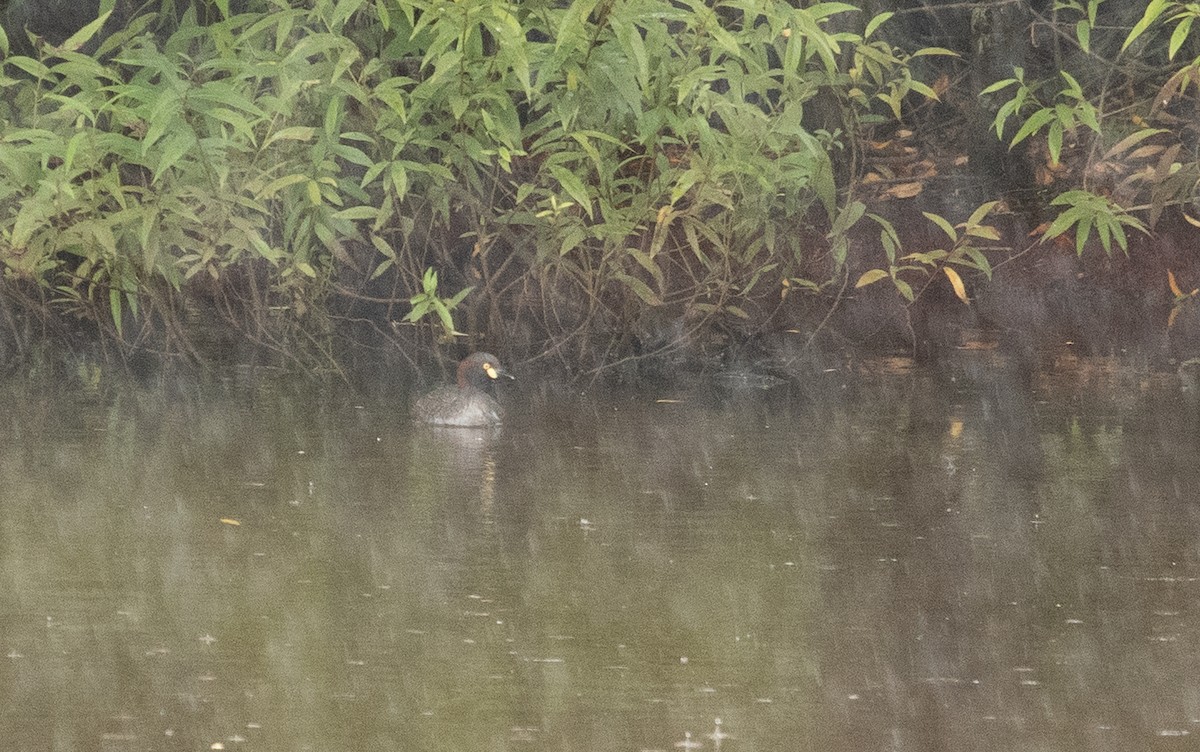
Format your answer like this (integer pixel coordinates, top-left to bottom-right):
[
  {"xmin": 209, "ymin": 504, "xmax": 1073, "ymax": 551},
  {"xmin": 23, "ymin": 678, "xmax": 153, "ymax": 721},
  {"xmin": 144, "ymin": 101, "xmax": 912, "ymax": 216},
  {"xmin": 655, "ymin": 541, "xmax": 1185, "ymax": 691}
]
[{"xmin": 484, "ymin": 363, "xmax": 513, "ymax": 380}]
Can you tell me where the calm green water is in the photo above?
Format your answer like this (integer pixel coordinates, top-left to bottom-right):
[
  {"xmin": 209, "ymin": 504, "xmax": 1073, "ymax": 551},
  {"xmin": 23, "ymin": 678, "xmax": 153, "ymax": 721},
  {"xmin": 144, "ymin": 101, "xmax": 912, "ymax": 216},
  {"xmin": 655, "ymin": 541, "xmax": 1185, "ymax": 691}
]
[{"xmin": 1, "ymin": 351, "xmax": 1198, "ymax": 752}]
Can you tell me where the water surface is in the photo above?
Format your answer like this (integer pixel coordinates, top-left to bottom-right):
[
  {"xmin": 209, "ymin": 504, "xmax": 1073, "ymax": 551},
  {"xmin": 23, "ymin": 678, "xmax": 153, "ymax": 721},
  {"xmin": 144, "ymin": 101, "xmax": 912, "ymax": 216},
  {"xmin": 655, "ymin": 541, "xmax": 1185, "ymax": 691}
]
[{"xmin": 2, "ymin": 351, "xmax": 1198, "ymax": 752}]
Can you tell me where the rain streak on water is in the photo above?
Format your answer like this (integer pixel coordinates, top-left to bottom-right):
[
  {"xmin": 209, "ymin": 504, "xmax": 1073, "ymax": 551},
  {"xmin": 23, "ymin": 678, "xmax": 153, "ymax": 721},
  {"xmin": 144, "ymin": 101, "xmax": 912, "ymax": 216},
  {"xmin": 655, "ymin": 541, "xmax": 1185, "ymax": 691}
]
[{"xmin": 1, "ymin": 348, "xmax": 1198, "ymax": 751}]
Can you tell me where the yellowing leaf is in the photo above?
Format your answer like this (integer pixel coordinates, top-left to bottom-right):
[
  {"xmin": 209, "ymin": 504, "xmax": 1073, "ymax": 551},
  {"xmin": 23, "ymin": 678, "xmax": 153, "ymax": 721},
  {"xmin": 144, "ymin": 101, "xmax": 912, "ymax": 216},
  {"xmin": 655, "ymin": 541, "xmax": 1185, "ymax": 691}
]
[
  {"xmin": 220, "ymin": 518, "xmax": 241, "ymax": 526},
  {"xmin": 1127, "ymin": 145, "xmax": 1165, "ymax": 160},
  {"xmin": 944, "ymin": 266, "xmax": 969, "ymax": 304},
  {"xmin": 884, "ymin": 182, "xmax": 923, "ymax": 199},
  {"xmin": 855, "ymin": 269, "xmax": 890, "ymax": 288},
  {"xmin": 1169, "ymin": 269, "xmax": 1183, "ymax": 298}
]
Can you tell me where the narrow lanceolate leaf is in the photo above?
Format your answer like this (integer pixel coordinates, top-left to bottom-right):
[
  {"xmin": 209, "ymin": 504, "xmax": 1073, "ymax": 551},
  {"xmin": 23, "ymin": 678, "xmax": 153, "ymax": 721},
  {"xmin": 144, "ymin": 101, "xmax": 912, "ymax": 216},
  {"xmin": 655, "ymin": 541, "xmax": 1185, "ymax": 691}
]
[
  {"xmin": 1169, "ymin": 16, "xmax": 1194, "ymax": 60},
  {"xmin": 855, "ymin": 269, "xmax": 890, "ymax": 288},
  {"xmin": 978, "ymin": 78, "xmax": 1018, "ymax": 96},
  {"xmin": 615, "ymin": 273, "xmax": 662, "ymax": 306},
  {"xmin": 1009, "ymin": 109, "xmax": 1055, "ymax": 147},
  {"xmin": 264, "ymin": 126, "xmax": 316, "ymax": 148},
  {"xmin": 110, "ymin": 287, "xmax": 123, "ymax": 337},
  {"xmin": 1122, "ymin": 0, "xmax": 1170, "ymax": 52},
  {"xmin": 923, "ymin": 211, "xmax": 957, "ymax": 242},
  {"xmin": 1169, "ymin": 269, "xmax": 1183, "ymax": 298},
  {"xmin": 1103, "ymin": 128, "xmax": 1166, "ymax": 159},
  {"xmin": 967, "ymin": 201, "xmax": 999, "ymax": 227},
  {"xmin": 864, "ymin": 11, "xmax": 893, "ymax": 39},
  {"xmin": 549, "ymin": 165, "xmax": 593, "ymax": 219},
  {"xmin": 58, "ymin": 10, "xmax": 111, "ymax": 51},
  {"xmin": 944, "ymin": 267, "xmax": 969, "ymax": 304}
]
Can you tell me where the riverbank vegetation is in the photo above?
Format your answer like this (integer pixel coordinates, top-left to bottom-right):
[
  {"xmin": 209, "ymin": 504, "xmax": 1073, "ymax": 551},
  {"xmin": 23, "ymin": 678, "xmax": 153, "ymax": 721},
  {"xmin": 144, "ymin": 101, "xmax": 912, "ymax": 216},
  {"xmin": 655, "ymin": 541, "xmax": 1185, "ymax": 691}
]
[{"xmin": 0, "ymin": 0, "xmax": 1197, "ymax": 377}]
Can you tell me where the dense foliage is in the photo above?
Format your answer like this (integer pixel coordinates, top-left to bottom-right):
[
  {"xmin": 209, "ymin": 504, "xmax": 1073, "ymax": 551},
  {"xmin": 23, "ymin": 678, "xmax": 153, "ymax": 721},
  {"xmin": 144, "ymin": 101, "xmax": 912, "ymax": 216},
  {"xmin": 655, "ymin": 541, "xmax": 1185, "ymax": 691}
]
[{"xmin": 0, "ymin": 0, "xmax": 1196, "ymax": 371}]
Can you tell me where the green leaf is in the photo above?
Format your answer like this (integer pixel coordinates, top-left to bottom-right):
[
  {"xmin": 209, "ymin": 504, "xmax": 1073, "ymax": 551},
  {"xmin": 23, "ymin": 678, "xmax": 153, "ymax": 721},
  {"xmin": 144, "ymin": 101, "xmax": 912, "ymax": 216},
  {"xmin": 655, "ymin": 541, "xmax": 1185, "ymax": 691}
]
[
  {"xmin": 333, "ymin": 206, "xmax": 380, "ymax": 221},
  {"xmin": 446, "ymin": 285, "xmax": 474, "ymax": 308},
  {"xmin": 1104, "ymin": 128, "xmax": 1166, "ymax": 159},
  {"xmin": 390, "ymin": 163, "xmax": 409, "ymax": 201},
  {"xmin": 1077, "ymin": 213, "xmax": 1095, "ymax": 254},
  {"xmin": 1123, "ymin": 0, "xmax": 1170, "ymax": 51},
  {"xmin": 264, "ymin": 126, "xmax": 316, "ymax": 148},
  {"xmin": 992, "ymin": 97, "xmax": 1020, "ymax": 138},
  {"xmin": 7, "ymin": 57, "xmax": 51, "ymax": 80},
  {"xmin": 979, "ymin": 78, "xmax": 1018, "ymax": 96},
  {"xmin": 830, "ymin": 200, "xmax": 866, "ymax": 236},
  {"xmin": 615, "ymin": 272, "xmax": 662, "ymax": 306},
  {"xmin": 549, "ymin": 165, "xmax": 593, "ymax": 219},
  {"xmin": 1076, "ymin": 102, "xmax": 1101, "ymax": 133},
  {"xmin": 259, "ymin": 173, "xmax": 308, "ymax": 198},
  {"xmin": 923, "ymin": 212, "xmax": 958, "ymax": 242},
  {"xmin": 1075, "ymin": 19, "xmax": 1090, "ymax": 52},
  {"xmin": 434, "ymin": 301, "xmax": 456, "ymax": 336},
  {"xmin": 1048, "ymin": 121, "xmax": 1064, "ymax": 165},
  {"xmin": 910, "ymin": 46, "xmax": 960, "ymax": 57},
  {"xmin": 965, "ymin": 225, "xmax": 1001, "ymax": 241},
  {"xmin": 1043, "ymin": 207, "xmax": 1080, "ymax": 243},
  {"xmin": 627, "ymin": 249, "xmax": 665, "ymax": 291},
  {"xmin": 404, "ymin": 299, "xmax": 430, "ymax": 323},
  {"xmin": 1009, "ymin": 108, "xmax": 1055, "ymax": 147},
  {"xmin": 964, "ymin": 247, "xmax": 993, "ymax": 279},
  {"xmin": 1169, "ymin": 16, "xmax": 1194, "ymax": 59},
  {"xmin": 967, "ymin": 201, "xmax": 999, "ymax": 227},
  {"xmin": 1059, "ymin": 70, "xmax": 1083, "ymax": 97},
  {"xmin": 556, "ymin": 0, "xmax": 599, "ymax": 52},
  {"xmin": 59, "ymin": 10, "xmax": 111, "ymax": 52},
  {"xmin": 808, "ymin": 3, "xmax": 859, "ymax": 21},
  {"xmin": 370, "ymin": 258, "xmax": 394, "ymax": 280},
  {"xmin": 371, "ymin": 235, "xmax": 396, "ymax": 260},
  {"xmin": 864, "ymin": 12, "xmax": 893, "ymax": 39},
  {"xmin": 908, "ymin": 80, "xmax": 939, "ymax": 100}
]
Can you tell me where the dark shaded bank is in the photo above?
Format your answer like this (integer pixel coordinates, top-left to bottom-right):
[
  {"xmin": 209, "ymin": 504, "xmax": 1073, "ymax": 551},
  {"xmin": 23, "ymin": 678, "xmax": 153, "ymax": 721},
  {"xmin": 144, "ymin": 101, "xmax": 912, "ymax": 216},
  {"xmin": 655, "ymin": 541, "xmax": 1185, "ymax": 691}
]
[
  {"xmin": 328, "ymin": 211, "xmax": 1200, "ymax": 385},
  {"xmin": 0, "ymin": 213, "xmax": 1196, "ymax": 389}
]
